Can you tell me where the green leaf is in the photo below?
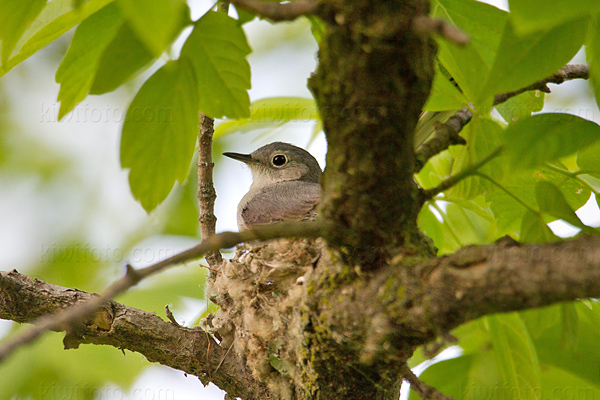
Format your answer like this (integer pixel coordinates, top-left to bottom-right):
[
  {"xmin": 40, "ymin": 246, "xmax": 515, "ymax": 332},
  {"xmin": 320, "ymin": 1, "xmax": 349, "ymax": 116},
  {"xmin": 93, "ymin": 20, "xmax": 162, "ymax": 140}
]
[
  {"xmin": 89, "ymin": 23, "xmax": 155, "ymax": 94},
  {"xmin": 180, "ymin": 11, "xmax": 251, "ymax": 119},
  {"xmin": 503, "ymin": 113, "xmax": 600, "ymax": 170},
  {"xmin": 423, "ymin": 63, "xmax": 468, "ymax": 111},
  {"xmin": 531, "ymin": 301, "xmax": 600, "ymax": 388},
  {"xmin": 577, "ymin": 141, "xmax": 600, "ymax": 172},
  {"xmin": 446, "ymin": 116, "xmax": 505, "ymax": 200},
  {"xmin": 215, "ymin": 97, "xmax": 318, "ymax": 138},
  {"xmin": 410, "ymin": 353, "xmax": 504, "ymax": 400},
  {"xmin": 306, "ymin": 15, "xmax": 326, "ymax": 43},
  {"xmin": 479, "ymin": 18, "xmax": 587, "ymax": 102},
  {"xmin": 435, "ymin": 38, "xmax": 489, "ymax": 102},
  {"xmin": 55, "ymin": 4, "xmax": 124, "ymax": 119},
  {"xmin": 486, "ymin": 313, "xmax": 542, "ymax": 400},
  {"xmin": 560, "ymin": 303, "xmax": 579, "ymax": 350},
  {"xmin": 486, "ymin": 165, "xmax": 591, "ymax": 235},
  {"xmin": 519, "ymin": 211, "xmax": 559, "ymax": 243},
  {"xmin": 0, "ymin": 0, "xmax": 114, "ymax": 77},
  {"xmin": 587, "ymin": 17, "xmax": 600, "ymax": 112},
  {"xmin": 431, "ymin": 0, "xmax": 507, "ymax": 102},
  {"xmin": 432, "ymin": 0, "xmax": 508, "ymax": 67},
  {"xmin": 121, "ymin": 60, "xmax": 199, "ymax": 212},
  {"xmin": 235, "ymin": 6, "xmax": 256, "ymax": 25},
  {"xmin": 116, "ymin": 0, "xmax": 188, "ymax": 56},
  {"xmin": 535, "ymin": 180, "xmax": 591, "ymax": 231},
  {"xmin": 509, "ymin": 0, "xmax": 600, "ymax": 34},
  {"xmin": 495, "ymin": 90, "xmax": 545, "ymax": 123},
  {"xmin": 0, "ymin": 0, "xmax": 46, "ymax": 64}
]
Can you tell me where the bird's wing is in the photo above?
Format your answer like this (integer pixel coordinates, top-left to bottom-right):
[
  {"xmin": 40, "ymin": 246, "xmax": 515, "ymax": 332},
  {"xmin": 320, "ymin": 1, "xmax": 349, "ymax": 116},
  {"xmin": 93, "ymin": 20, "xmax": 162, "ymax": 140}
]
[{"xmin": 239, "ymin": 181, "xmax": 320, "ymax": 229}]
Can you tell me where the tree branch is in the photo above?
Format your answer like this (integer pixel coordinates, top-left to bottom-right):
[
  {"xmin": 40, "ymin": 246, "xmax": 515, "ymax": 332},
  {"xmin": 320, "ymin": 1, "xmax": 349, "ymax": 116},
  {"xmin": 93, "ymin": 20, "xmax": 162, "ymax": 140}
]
[
  {"xmin": 198, "ymin": 113, "xmax": 223, "ymax": 269},
  {"xmin": 415, "ymin": 107, "xmax": 471, "ymax": 171},
  {"xmin": 0, "ymin": 270, "xmax": 272, "ymax": 400},
  {"xmin": 493, "ymin": 64, "xmax": 589, "ymax": 106},
  {"xmin": 230, "ymin": 0, "xmax": 319, "ymax": 21},
  {"xmin": 0, "ymin": 221, "xmax": 324, "ymax": 363},
  {"xmin": 412, "ymin": 16, "xmax": 469, "ymax": 46},
  {"xmin": 401, "ymin": 364, "xmax": 453, "ymax": 400},
  {"xmin": 389, "ymin": 234, "xmax": 600, "ymax": 343}
]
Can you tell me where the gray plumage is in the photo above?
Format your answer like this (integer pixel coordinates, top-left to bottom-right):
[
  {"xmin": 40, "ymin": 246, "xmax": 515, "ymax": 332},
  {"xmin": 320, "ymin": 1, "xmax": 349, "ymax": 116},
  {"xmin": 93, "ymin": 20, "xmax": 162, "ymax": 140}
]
[{"xmin": 223, "ymin": 142, "xmax": 322, "ymax": 230}]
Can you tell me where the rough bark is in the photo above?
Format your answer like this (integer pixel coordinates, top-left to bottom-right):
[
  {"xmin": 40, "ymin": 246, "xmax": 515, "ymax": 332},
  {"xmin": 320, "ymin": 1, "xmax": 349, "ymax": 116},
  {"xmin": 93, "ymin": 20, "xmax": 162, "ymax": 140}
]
[{"xmin": 309, "ymin": 0, "xmax": 436, "ymax": 268}]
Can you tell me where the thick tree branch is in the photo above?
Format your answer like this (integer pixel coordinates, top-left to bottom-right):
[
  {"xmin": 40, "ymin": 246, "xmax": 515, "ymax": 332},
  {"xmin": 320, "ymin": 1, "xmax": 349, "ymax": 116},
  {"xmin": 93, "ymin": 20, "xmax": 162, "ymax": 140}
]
[
  {"xmin": 198, "ymin": 113, "xmax": 223, "ymax": 268},
  {"xmin": 0, "ymin": 270, "xmax": 271, "ymax": 400},
  {"xmin": 0, "ymin": 221, "xmax": 323, "ymax": 363},
  {"xmin": 389, "ymin": 234, "xmax": 600, "ymax": 343},
  {"xmin": 230, "ymin": 0, "xmax": 319, "ymax": 21}
]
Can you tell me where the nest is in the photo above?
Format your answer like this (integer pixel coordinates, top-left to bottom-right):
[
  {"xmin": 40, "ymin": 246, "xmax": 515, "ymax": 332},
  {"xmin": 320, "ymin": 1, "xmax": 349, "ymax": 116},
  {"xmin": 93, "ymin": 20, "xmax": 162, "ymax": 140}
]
[{"xmin": 208, "ymin": 238, "xmax": 322, "ymax": 397}]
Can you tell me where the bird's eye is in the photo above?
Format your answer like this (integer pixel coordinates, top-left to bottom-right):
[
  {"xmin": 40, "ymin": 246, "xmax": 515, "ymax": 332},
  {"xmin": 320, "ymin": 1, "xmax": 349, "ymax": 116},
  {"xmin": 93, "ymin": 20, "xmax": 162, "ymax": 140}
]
[{"xmin": 272, "ymin": 154, "xmax": 287, "ymax": 166}]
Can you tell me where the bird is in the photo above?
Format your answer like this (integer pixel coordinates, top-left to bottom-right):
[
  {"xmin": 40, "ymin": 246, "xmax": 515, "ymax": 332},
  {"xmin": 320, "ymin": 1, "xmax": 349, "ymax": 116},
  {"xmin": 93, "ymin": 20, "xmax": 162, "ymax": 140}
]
[{"xmin": 223, "ymin": 142, "xmax": 322, "ymax": 230}]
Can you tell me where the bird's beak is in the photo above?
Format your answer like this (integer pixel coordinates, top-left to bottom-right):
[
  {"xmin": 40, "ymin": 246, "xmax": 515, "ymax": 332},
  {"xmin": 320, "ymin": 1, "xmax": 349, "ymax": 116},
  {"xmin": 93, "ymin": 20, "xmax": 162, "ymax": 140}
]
[{"xmin": 223, "ymin": 152, "xmax": 255, "ymax": 164}]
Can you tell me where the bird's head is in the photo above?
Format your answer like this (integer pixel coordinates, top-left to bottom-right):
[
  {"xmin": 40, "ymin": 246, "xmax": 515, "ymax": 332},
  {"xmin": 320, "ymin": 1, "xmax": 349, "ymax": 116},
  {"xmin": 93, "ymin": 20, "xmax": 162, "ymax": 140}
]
[{"xmin": 223, "ymin": 142, "xmax": 321, "ymax": 190}]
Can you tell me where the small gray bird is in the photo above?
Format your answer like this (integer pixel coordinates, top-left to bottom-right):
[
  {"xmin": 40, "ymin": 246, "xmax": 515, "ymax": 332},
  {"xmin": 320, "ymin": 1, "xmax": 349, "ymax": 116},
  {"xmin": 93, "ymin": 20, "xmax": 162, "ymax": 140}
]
[{"xmin": 223, "ymin": 142, "xmax": 322, "ymax": 230}]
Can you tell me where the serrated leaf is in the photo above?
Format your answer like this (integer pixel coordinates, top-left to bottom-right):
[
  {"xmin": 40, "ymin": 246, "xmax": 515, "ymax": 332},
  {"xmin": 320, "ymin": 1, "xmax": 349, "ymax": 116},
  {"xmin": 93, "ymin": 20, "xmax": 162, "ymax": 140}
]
[
  {"xmin": 520, "ymin": 210, "xmax": 559, "ymax": 243},
  {"xmin": 180, "ymin": 11, "xmax": 251, "ymax": 119},
  {"xmin": 495, "ymin": 90, "xmax": 545, "ymax": 123},
  {"xmin": 117, "ymin": 0, "xmax": 188, "ymax": 56},
  {"xmin": 479, "ymin": 18, "xmax": 587, "ymax": 102},
  {"xmin": 235, "ymin": 6, "xmax": 256, "ymax": 25},
  {"xmin": 0, "ymin": 0, "xmax": 46, "ymax": 64},
  {"xmin": 306, "ymin": 15, "xmax": 325, "ymax": 43},
  {"xmin": 535, "ymin": 180, "xmax": 591, "ymax": 231},
  {"xmin": 89, "ymin": 23, "xmax": 155, "ymax": 94},
  {"xmin": 503, "ymin": 113, "xmax": 600, "ymax": 170},
  {"xmin": 0, "ymin": 0, "xmax": 114, "ymax": 77},
  {"xmin": 55, "ymin": 4, "xmax": 124, "ymax": 119},
  {"xmin": 121, "ymin": 60, "xmax": 199, "ymax": 212},
  {"xmin": 587, "ymin": 17, "xmax": 600, "ymax": 113},
  {"xmin": 215, "ymin": 97, "xmax": 318, "ymax": 138},
  {"xmin": 487, "ymin": 313, "xmax": 542, "ymax": 400},
  {"xmin": 509, "ymin": 0, "xmax": 600, "ymax": 34}
]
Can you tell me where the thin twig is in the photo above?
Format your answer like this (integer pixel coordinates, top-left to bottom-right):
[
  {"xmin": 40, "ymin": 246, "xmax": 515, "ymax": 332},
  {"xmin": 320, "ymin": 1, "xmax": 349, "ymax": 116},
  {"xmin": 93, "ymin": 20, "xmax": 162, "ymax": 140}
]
[
  {"xmin": 401, "ymin": 364, "xmax": 454, "ymax": 400},
  {"xmin": 412, "ymin": 16, "xmax": 470, "ymax": 46},
  {"xmin": 0, "ymin": 221, "xmax": 324, "ymax": 363},
  {"xmin": 421, "ymin": 146, "xmax": 503, "ymax": 200},
  {"xmin": 493, "ymin": 64, "xmax": 589, "ymax": 106},
  {"xmin": 198, "ymin": 114, "xmax": 223, "ymax": 269},
  {"xmin": 229, "ymin": 0, "xmax": 319, "ymax": 21},
  {"xmin": 415, "ymin": 107, "xmax": 471, "ymax": 172}
]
